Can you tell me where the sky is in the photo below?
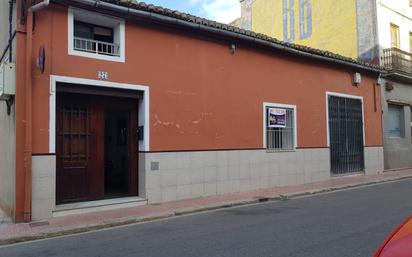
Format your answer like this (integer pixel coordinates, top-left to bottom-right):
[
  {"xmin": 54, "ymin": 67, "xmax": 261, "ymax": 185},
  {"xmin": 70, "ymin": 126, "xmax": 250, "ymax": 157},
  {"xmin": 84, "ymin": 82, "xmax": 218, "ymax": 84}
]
[{"xmin": 139, "ymin": 0, "xmax": 241, "ymax": 24}]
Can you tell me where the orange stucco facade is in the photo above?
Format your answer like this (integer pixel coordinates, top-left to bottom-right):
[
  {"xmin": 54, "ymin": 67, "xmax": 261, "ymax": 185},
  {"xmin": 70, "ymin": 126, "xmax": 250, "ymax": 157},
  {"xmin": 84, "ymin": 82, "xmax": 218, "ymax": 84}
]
[
  {"xmin": 13, "ymin": 2, "xmax": 382, "ymax": 221},
  {"xmin": 27, "ymin": 4, "xmax": 382, "ymax": 152}
]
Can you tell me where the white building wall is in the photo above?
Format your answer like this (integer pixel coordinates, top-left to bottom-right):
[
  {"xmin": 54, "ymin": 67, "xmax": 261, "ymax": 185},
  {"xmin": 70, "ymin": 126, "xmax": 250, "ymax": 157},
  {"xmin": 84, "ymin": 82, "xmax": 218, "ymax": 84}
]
[
  {"xmin": 30, "ymin": 146, "xmax": 384, "ymax": 221},
  {"xmin": 32, "ymin": 156, "xmax": 56, "ymax": 221},
  {"xmin": 376, "ymin": 0, "xmax": 412, "ymax": 170},
  {"xmin": 0, "ymin": 2, "xmax": 11, "ymax": 52},
  {"xmin": 144, "ymin": 147, "xmax": 383, "ymax": 204},
  {"xmin": 0, "ymin": 0, "xmax": 16, "ymax": 219},
  {"xmin": 0, "ymin": 103, "xmax": 15, "ymax": 218},
  {"xmin": 376, "ymin": 0, "xmax": 412, "ymax": 53}
]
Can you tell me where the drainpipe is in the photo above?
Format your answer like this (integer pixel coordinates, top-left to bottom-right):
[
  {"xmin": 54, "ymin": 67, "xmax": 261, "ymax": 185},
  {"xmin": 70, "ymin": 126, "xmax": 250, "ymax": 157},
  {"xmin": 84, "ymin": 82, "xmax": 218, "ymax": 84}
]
[
  {"xmin": 8, "ymin": 0, "xmax": 13, "ymax": 62},
  {"xmin": 6, "ymin": 0, "xmax": 15, "ymax": 116},
  {"xmin": 20, "ymin": 0, "xmax": 50, "ymax": 222},
  {"xmin": 23, "ymin": 5, "xmax": 34, "ymax": 223},
  {"xmin": 29, "ymin": 0, "xmax": 49, "ymax": 12}
]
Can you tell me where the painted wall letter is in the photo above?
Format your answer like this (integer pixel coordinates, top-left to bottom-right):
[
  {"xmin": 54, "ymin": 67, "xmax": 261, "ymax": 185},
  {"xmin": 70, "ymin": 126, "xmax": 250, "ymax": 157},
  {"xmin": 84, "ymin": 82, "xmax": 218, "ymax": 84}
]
[
  {"xmin": 299, "ymin": 0, "xmax": 312, "ymax": 40},
  {"xmin": 283, "ymin": 0, "xmax": 295, "ymax": 42}
]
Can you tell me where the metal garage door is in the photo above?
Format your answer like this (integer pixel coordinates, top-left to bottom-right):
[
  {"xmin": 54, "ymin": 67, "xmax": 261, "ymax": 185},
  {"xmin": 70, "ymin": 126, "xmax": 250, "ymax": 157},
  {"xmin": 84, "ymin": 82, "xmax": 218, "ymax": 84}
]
[{"xmin": 328, "ymin": 95, "xmax": 365, "ymax": 175}]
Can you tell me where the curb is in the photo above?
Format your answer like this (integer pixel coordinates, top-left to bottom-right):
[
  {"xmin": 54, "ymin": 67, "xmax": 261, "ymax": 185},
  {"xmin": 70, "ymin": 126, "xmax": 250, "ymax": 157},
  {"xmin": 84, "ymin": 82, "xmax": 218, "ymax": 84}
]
[
  {"xmin": 0, "ymin": 212, "xmax": 175, "ymax": 246},
  {"xmin": 280, "ymin": 175, "xmax": 412, "ymax": 199},
  {"xmin": 173, "ymin": 199, "xmax": 262, "ymax": 216},
  {"xmin": 1, "ymin": 174, "xmax": 412, "ymax": 246}
]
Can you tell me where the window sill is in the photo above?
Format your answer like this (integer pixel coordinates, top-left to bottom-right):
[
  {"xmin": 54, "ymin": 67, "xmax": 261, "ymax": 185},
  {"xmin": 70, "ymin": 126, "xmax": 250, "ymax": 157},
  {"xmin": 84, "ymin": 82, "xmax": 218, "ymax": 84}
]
[
  {"xmin": 266, "ymin": 149, "xmax": 296, "ymax": 153},
  {"xmin": 69, "ymin": 49, "xmax": 125, "ymax": 63},
  {"xmin": 387, "ymin": 136, "xmax": 405, "ymax": 139}
]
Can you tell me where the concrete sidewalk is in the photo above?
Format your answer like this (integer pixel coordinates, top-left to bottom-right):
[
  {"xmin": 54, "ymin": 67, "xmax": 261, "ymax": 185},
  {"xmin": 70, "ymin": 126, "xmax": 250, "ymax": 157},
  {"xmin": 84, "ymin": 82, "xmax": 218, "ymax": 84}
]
[{"xmin": 1, "ymin": 169, "xmax": 412, "ymax": 246}]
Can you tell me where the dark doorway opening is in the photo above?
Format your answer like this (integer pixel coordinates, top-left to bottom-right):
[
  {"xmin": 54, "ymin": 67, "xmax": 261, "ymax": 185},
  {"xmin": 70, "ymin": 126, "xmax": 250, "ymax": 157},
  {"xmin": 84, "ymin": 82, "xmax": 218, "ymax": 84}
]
[{"xmin": 104, "ymin": 110, "xmax": 130, "ymax": 198}]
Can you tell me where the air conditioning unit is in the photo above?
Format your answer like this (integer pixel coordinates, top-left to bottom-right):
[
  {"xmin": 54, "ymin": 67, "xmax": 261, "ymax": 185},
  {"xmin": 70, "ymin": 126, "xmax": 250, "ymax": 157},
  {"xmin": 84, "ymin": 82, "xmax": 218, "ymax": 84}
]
[{"xmin": 0, "ymin": 62, "xmax": 16, "ymax": 100}]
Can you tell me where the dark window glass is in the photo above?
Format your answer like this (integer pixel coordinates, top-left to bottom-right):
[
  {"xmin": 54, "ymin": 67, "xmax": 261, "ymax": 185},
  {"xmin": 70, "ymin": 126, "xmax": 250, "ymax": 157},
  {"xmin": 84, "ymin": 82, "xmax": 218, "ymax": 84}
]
[
  {"xmin": 93, "ymin": 26, "xmax": 114, "ymax": 43},
  {"xmin": 74, "ymin": 21, "xmax": 94, "ymax": 39},
  {"xmin": 387, "ymin": 104, "xmax": 405, "ymax": 138},
  {"xmin": 74, "ymin": 21, "xmax": 113, "ymax": 43}
]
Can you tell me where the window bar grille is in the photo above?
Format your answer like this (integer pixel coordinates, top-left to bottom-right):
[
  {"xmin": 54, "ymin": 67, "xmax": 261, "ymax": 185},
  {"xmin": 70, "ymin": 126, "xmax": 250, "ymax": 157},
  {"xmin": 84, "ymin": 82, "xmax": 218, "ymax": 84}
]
[
  {"xmin": 73, "ymin": 37, "xmax": 120, "ymax": 57},
  {"xmin": 266, "ymin": 108, "xmax": 294, "ymax": 150}
]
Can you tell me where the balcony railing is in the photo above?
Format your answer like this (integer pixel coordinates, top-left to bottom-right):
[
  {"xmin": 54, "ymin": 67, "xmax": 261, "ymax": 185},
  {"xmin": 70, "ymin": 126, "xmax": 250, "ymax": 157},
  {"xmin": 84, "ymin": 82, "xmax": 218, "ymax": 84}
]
[
  {"xmin": 73, "ymin": 37, "xmax": 120, "ymax": 57},
  {"xmin": 382, "ymin": 47, "xmax": 412, "ymax": 74}
]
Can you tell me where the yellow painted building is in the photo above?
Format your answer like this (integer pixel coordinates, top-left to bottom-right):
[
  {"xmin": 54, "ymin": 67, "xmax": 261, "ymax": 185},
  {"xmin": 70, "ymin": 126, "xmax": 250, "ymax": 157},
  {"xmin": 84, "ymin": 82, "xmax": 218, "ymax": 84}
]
[{"xmin": 240, "ymin": 0, "xmax": 361, "ymax": 59}]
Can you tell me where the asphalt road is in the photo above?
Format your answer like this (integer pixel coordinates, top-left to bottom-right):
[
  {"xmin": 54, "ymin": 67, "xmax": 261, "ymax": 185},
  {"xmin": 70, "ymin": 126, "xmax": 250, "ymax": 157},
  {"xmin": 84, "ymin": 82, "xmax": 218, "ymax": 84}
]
[{"xmin": 1, "ymin": 179, "xmax": 412, "ymax": 257}]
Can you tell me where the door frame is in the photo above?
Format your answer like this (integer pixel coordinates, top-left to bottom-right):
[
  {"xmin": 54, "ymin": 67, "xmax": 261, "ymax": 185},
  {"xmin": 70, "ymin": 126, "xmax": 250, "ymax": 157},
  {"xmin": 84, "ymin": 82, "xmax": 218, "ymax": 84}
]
[
  {"xmin": 50, "ymin": 75, "xmax": 149, "ymax": 206},
  {"xmin": 49, "ymin": 75, "xmax": 150, "ymax": 154},
  {"xmin": 325, "ymin": 91, "xmax": 365, "ymax": 148}
]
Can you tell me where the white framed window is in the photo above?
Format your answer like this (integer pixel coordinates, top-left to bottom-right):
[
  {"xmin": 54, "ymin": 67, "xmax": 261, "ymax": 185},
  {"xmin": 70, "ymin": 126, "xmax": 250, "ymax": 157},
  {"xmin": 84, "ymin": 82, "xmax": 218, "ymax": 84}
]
[
  {"xmin": 68, "ymin": 7, "xmax": 125, "ymax": 62},
  {"xmin": 387, "ymin": 104, "xmax": 405, "ymax": 138},
  {"xmin": 390, "ymin": 23, "xmax": 400, "ymax": 49},
  {"xmin": 263, "ymin": 102, "xmax": 297, "ymax": 150}
]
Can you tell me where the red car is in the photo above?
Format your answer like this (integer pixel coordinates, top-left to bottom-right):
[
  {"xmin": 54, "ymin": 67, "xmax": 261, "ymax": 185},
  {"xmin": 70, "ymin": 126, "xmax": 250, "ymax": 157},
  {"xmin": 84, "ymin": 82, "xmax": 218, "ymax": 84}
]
[{"xmin": 374, "ymin": 216, "xmax": 412, "ymax": 257}]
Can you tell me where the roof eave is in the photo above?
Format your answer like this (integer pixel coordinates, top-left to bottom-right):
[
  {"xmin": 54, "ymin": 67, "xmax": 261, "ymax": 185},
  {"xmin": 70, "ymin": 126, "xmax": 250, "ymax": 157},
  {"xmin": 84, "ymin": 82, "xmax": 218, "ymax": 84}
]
[{"xmin": 54, "ymin": 0, "xmax": 384, "ymax": 74}]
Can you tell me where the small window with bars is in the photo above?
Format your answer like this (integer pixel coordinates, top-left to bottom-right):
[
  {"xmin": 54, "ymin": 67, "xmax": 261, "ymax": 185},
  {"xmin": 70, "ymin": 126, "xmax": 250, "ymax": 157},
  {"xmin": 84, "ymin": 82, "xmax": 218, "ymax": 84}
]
[
  {"xmin": 58, "ymin": 105, "xmax": 90, "ymax": 163},
  {"xmin": 265, "ymin": 106, "xmax": 295, "ymax": 150}
]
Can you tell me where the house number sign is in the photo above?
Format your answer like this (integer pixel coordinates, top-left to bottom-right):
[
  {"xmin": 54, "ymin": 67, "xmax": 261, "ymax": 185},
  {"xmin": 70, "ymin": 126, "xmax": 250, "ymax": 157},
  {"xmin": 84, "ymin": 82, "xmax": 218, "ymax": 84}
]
[{"xmin": 98, "ymin": 71, "xmax": 109, "ymax": 80}]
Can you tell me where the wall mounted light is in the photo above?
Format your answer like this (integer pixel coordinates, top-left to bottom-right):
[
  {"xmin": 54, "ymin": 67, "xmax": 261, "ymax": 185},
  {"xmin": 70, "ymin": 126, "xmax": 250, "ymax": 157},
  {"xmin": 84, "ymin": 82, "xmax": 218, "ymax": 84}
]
[
  {"xmin": 385, "ymin": 82, "xmax": 394, "ymax": 91},
  {"xmin": 229, "ymin": 44, "xmax": 236, "ymax": 55},
  {"xmin": 377, "ymin": 76, "xmax": 384, "ymax": 86},
  {"xmin": 353, "ymin": 72, "xmax": 362, "ymax": 86}
]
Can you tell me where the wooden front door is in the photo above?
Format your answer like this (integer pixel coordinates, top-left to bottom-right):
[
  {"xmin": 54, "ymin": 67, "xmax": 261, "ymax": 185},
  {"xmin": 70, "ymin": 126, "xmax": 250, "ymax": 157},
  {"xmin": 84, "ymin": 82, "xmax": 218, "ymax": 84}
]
[{"xmin": 56, "ymin": 93, "xmax": 138, "ymax": 205}]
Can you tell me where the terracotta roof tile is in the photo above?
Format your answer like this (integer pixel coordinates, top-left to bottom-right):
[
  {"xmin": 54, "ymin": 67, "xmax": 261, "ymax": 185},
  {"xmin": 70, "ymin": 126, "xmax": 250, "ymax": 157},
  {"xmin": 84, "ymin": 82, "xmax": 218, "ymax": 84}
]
[{"xmin": 94, "ymin": 0, "xmax": 383, "ymax": 72}]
